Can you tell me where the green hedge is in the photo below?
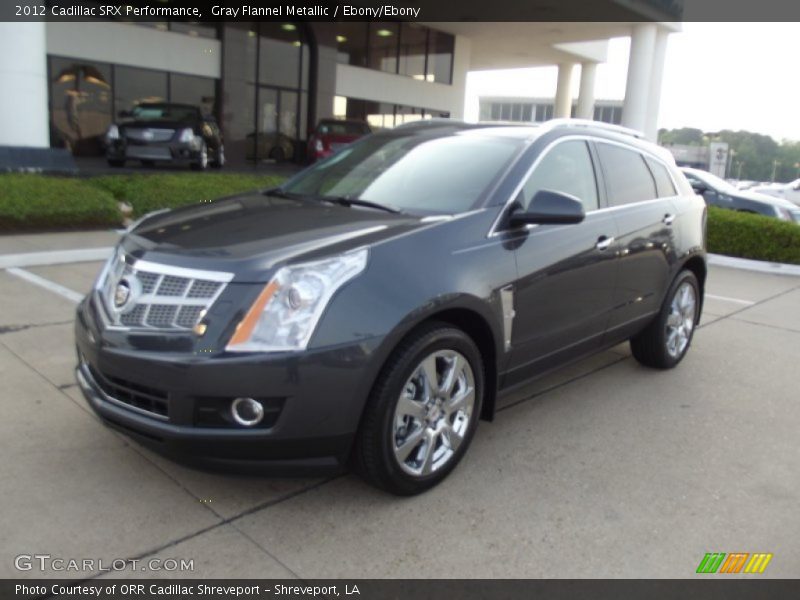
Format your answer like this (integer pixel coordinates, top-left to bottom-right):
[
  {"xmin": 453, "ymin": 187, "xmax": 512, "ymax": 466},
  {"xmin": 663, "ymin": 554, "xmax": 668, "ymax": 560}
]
[
  {"xmin": 89, "ymin": 173, "xmax": 285, "ymax": 217},
  {"xmin": 707, "ymin": 206, "xmax": 800, "ymax": 265},
  {"xmin": 0, "ymin": 174, "xmax": 121, "ymax": 231}
]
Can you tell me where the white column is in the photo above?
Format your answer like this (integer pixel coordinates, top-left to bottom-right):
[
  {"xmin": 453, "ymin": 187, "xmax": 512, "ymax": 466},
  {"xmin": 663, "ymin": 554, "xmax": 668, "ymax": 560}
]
[
  {"xmin": 621, "ymin": 23, "xmax": 657, "ymax": 134},
  {"xmin": 644, "ymin": 28, "xmax": 669, "ymax": 141},
  {"xmin": 554, "ymin": 63, "xmax": 575, "ymax": 119},
  {"xmin": 0, "ymin": 22, "xmax": 49, "ymax": 148},
  {"xmin": 576, "ymin": 62, "xmax": 597, "ymax": 120}
]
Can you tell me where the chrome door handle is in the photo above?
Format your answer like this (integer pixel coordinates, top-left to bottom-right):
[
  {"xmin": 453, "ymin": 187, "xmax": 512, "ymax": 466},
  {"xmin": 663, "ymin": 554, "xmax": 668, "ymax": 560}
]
[
  {"xmin": 663, "ymin": 213, "xmax": 676, "ymax": 226},
  {"xmin": 595, "ymin": 236, "xmax": 615, "ymax": 251}
]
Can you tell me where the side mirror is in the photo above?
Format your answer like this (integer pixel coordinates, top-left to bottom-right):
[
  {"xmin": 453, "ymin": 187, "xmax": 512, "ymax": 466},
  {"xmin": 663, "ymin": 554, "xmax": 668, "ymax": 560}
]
[
  {"xmin": 689, "ymin": 180, "xmax": 708, "ymax": 194},
  {"xmin": 509, "ymin": 190, "xmax": 585, "ymax": 227}
]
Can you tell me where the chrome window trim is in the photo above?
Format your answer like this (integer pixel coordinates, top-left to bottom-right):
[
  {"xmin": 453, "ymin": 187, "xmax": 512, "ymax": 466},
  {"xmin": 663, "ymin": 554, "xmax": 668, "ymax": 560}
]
[{"xmin": 487, "ymin": 133, "xmax": 682, "ymax": 238}]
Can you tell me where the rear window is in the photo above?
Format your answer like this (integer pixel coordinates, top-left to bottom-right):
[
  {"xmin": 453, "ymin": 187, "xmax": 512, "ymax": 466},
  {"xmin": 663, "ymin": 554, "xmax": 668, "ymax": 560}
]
[
  {"xmin": 597, "ymin": 143, "xmax": 657, "ymax": 207},
  {"xmin": 318, "ymin": 121, "xmax": 370, "ymax": 136},
  {"xmin": 645, "ymin": 157, "xmax": 677, "ymax": 198}
]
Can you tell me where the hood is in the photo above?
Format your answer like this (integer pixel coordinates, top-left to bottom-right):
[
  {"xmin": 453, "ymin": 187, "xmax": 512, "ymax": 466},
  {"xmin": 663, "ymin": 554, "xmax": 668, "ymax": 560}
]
[{"xmin": 121, "ymin": 192, "xmax": 424, "ymax": 281}]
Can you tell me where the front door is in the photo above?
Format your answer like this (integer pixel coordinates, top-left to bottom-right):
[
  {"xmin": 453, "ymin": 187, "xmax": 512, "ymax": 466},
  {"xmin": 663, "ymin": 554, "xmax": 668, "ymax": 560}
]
[{"xmin": 502, "ymin": 139, "xmax": 619, "ymax": 388}]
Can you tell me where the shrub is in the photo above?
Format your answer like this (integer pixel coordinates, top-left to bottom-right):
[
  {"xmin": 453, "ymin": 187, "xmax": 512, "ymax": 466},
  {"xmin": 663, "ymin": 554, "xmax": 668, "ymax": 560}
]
[
  {"xmin": 88, "ymin": 173, "xmax": 286, "ymax": 217},
  {"xmin": 707, "ymin": 206, "xmax": 800, "ymax": 265},
  {"xmin": 0, "ymin": 174, "xmax": 121, "ymax": 231}
]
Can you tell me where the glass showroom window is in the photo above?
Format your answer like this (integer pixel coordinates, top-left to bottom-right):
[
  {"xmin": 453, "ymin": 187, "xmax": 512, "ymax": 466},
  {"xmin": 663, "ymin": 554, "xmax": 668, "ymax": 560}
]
[
  {"xmin": 114, "ymin": 66, "xmax": 168, "ymax": 113},
  {"xmin": 49, "ymin": 57, "xmax": 112, "ymax": 155},
  {"xmin": 367, "ymin": 22, "xmax": 399, "ymax": 73},
  {"xmin": 427, "ymin": 30, "xmax": 454, "ymax": 84},
  {"xmin": 333, "ymin": 22, "xmax": 369, "ymax": 67},
  {"xmin": 170, "ymin": 74, "xmax": 216, "ymax": 116},
  {"xmin": 399, "ymin": 23, "xmax": 428, "ymax": 80}
]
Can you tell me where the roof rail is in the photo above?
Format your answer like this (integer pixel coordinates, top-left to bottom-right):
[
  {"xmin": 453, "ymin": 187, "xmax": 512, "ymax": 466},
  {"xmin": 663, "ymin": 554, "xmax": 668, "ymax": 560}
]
[{"xmin": 541, "ymin": 118, "xmax": 645, "ymax": 139}]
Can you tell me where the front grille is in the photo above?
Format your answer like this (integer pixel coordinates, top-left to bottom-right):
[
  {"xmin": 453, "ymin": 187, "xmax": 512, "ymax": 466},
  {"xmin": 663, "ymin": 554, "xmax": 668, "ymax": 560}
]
[
  {"xmin": 98, "ymin": 251, "xmax": 233, "ymax": 332},
  {"xmin": 124, "ymin": 128, "xmax": 175, "ymax": 143},
  {"xmin": 88, "ymin": 364, "xmax": 169, "ymax": 419}
]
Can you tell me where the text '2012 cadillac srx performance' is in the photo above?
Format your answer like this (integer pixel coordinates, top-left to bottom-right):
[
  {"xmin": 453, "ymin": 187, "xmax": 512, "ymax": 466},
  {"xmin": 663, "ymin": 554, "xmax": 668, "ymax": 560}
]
[{"xmin": 75, "ymin": 120, "xmax": 706, "ymax": 495}]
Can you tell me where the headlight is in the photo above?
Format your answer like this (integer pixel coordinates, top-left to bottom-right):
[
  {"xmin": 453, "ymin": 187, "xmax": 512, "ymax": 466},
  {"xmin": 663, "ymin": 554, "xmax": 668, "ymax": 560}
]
[
  {"xmin": 105, "ymin": 124, "xmax": 119, "ymax": 142},
  {"xmin": 226, "ymin": 248, "xmax": 369, "ymax": 352},
  {"xmin": 178, "ymin": 128, "xmax": 195, "ymax": 144}
]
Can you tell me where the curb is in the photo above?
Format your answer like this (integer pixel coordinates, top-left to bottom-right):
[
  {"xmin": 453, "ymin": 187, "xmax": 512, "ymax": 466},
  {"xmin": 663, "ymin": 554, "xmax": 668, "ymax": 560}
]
[
  {"xmin": 708, "ymin": 253, "xmax": 800, "ymax": 277},
  {"xmin": 0, "ymin": 247, "xmax": 113, "ymax": 269}
]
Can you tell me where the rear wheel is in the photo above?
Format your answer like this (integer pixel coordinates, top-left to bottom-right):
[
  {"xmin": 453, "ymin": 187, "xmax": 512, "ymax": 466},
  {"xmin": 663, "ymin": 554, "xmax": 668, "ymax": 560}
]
[
  {"xmin": 354, "ymin": 324, "xmax": 483, "ymax": 495},
  {"xmin": 631, "ymin": 270, "xmax": 700, "ymax": 369}
]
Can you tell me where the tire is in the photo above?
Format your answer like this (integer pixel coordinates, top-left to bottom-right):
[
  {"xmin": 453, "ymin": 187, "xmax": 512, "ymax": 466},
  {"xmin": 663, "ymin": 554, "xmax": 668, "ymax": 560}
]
[
  {"xmin": 107, "ymin": 159, "xmax": 125, "ymax": 168},
  {"xmin": 211, "ymin": 144, "xmax": 225, "ymax": 169},
  {"xmin": 191, "ymin": 142, "xmax": 209, "ymax": 171},
  {"xmin": 269, "ymin": 146, "xmax": 286, "ymax": 162},
  {"xmin": 353, "ymin": 323, "xmax": 484, "ymax": 495},
  {"xmin": 630, "ymin": 270, "xmax": 700, "ymax": 369}
]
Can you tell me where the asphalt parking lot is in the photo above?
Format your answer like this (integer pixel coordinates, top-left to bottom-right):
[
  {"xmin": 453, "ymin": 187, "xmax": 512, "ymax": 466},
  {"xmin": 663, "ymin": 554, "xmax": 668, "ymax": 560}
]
[{"xmin": 1, "ymin": 230, "xmax": 798, "ymax": 579}]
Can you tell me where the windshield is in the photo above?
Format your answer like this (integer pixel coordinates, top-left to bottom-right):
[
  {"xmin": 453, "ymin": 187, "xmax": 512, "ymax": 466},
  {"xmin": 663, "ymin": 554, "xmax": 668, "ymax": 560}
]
[
  {"xmin": 283, "ymin": 132, "xmax": 524, "ymax": 214},
  {"xmin": 685, "ymin": 169, "xmax": 737, "ymax": 193},
  {"xmin": 131, "ymin": 105, "xmax": 200, "ymax": 122}
]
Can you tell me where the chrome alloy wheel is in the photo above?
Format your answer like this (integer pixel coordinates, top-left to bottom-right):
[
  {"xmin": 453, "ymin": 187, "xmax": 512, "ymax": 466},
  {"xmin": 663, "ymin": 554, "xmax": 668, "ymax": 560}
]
[
  {"xmin": 392, "ymin": 350, "xmax": 476, "ymax": 477},
  {"xmin": 665, "ymin": 281, "xmax": 697, "ymax": 358}
]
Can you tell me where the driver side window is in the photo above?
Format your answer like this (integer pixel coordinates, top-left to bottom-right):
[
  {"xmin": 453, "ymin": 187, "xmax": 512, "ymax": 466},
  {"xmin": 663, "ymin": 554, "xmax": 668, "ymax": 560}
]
[{"xmin": 519, "ymin": 140, "xmax": 599, "ymax": 212}]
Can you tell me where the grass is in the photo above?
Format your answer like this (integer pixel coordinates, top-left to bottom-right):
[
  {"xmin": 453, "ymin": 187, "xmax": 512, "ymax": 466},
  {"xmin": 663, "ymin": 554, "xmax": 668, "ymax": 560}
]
[
  {"xmin": 707, "ymin": 206, "xmax": 800, "ymax": 265},
  {"xmin": 88, "ymin": 173, "xmax": 285, "ymax": 217},
  {"xmin": 0, "ymin": 172, "xmax": 287, "ymax": 231},
  {"xmin": 0, "ymin": 174, "xmax": 121, "ymax": 231}
]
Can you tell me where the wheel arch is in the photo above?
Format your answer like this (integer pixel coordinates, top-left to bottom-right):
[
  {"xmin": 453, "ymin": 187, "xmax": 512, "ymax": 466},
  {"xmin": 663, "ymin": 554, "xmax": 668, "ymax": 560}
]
[{"xmin": 679, "ymin": 253, "xmax": 707, "ymax": 323}]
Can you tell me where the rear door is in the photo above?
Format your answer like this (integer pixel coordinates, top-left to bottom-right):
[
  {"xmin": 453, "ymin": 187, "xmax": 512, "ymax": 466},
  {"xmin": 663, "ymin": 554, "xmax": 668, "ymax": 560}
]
[
  {"xmin": 503, "ymin": 138, "xmax": 620, "ymax": 387},
  {"xmin": 594, "ymin": 141, "xmax": 680, "ymax": 338}
]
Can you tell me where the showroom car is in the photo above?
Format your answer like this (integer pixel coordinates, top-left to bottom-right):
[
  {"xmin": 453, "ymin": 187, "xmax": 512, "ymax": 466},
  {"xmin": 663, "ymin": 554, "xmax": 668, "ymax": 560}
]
[
  {"xmin": 76, "ymin": 120, "xmax": 707, "ymax": 495},
  {"xmin": 307, "ymin": 119, "xmax": 372, "ymax": 163},
  {"xmin": 105, "ymin": 102, "xmax": 224, "ymax": 170},
  {"xmin": 681, "ymin": 167, "xmax": 800, "ymax": 223}
]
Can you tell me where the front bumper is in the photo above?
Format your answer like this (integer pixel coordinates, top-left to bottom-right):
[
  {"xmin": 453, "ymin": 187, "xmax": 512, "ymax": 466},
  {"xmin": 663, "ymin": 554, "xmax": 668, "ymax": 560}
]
[
  {"xmin": 74, "ymin": 296, "xmax": 383, "ymax": 475},
  {"xmin": 107, "ymin": 140, "xmax": 201, "ymax": 163}
]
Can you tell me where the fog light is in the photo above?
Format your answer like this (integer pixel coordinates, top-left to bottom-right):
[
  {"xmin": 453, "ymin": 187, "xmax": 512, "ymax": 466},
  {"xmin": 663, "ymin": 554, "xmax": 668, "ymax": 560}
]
[{"xmin": 231, "ymin": 397, "xmax": 264, "ymax": 427}]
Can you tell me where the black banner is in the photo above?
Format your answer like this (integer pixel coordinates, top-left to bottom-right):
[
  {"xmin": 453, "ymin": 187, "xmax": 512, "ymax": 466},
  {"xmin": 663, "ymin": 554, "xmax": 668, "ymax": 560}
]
[
  {"xmin": 3, "ymin": 0, "xmax": 800, "ymax": 22},
  {"xmin": 4, "ymin": 580, "xmax": 800, "ymax": 600}
]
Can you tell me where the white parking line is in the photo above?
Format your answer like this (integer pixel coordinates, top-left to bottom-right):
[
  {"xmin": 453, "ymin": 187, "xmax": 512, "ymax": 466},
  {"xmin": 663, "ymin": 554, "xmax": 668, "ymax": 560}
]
[
  {"xmin": 705, "ymin": 293, "xmax": 755, "ymax": 306},
  {"xmin": 6, "ymin": 267, "xmax": 84, "ymax": 304},
  {"xmin": 0, "ymin": 247, "xmax": 113, "ymax": 269}
]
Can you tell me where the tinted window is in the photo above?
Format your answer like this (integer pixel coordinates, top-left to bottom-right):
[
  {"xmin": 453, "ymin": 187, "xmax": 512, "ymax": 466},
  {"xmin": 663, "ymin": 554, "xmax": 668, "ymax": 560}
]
[
  {"xmin": 520, "ymin": 140, "xmax": 599, "ymax": 212},
  {"xmin": 597, "ymin": 143, "xmax": 657, "ymax": 206},
  {"xmin": 645, "ymin": 157, "xmax": 677, "ymax": 197}
]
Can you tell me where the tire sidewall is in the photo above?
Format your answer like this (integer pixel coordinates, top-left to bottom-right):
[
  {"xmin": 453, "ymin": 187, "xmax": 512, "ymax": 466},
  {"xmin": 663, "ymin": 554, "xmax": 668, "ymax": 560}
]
[{"xmin": 374, "ymin": 327, "xmax": 484, "ymax": 494}]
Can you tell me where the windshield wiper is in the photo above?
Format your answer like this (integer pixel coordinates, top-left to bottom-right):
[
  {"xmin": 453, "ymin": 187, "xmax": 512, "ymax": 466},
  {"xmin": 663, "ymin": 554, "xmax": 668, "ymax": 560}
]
[
  {"xmin": 263, "ymin": 188, "xmax": 305, "ymax": 200},
  {"xmin": 317, "ymin": 195, "xmax": 402, "ymax": 214}
]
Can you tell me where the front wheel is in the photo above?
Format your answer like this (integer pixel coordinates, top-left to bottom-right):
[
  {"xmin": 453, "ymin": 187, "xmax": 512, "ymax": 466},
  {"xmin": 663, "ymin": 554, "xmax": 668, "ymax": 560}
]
[
  {"xmin": 631, "ymin": 270, "xmax": 700, "ymax": 369},
  {"xmin": 353, "ymin": 324, "xmax": 484, "ymax": 495}
]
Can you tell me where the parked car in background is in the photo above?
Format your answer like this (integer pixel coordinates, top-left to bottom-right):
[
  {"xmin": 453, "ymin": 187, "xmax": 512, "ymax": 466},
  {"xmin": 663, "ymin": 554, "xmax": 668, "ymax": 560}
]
[
  {"xmin": 307, "ymin": 119, "xmax": 371, "ymax": 163},
  {"xmin": 681, "ymin": 168, "xmax": 800, "ymax": 223},
  {"xmin": 245, "ymin": 131, "xmax": 296, "ymax": 162},
  {"xmin": 105, "ymin": 103, "xmax": 224, "ymax": 170},
  {"xmin": 76, "ymin": 120, "xmax": 706, "ymax": 495},
  {"xmin": 752, "ymin": 178, "xmax": 800, "ymax": 207}
]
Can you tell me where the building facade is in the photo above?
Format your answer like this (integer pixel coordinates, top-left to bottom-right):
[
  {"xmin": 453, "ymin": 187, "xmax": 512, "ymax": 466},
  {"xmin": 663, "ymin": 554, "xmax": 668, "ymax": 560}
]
[
  {"xmin": 0, "ymin": 13, "xmax": 680, "ymax": 169},
  {"xmin": 479, "ymin": 97, "xmax": 624, "ymax": 125}
]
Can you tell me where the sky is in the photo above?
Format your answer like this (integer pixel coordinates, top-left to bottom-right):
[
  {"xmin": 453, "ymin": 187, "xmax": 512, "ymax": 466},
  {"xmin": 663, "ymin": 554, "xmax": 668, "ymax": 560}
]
[{"xmin": 464, "ymin": 23, "xmax": 800, "ymax": 142}]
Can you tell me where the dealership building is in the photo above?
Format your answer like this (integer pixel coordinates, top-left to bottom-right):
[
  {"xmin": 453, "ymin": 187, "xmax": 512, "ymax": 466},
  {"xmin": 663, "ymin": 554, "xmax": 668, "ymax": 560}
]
[{"xmin": 0, "ymin": 6, "xmax": 680, "ymax": 168}]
